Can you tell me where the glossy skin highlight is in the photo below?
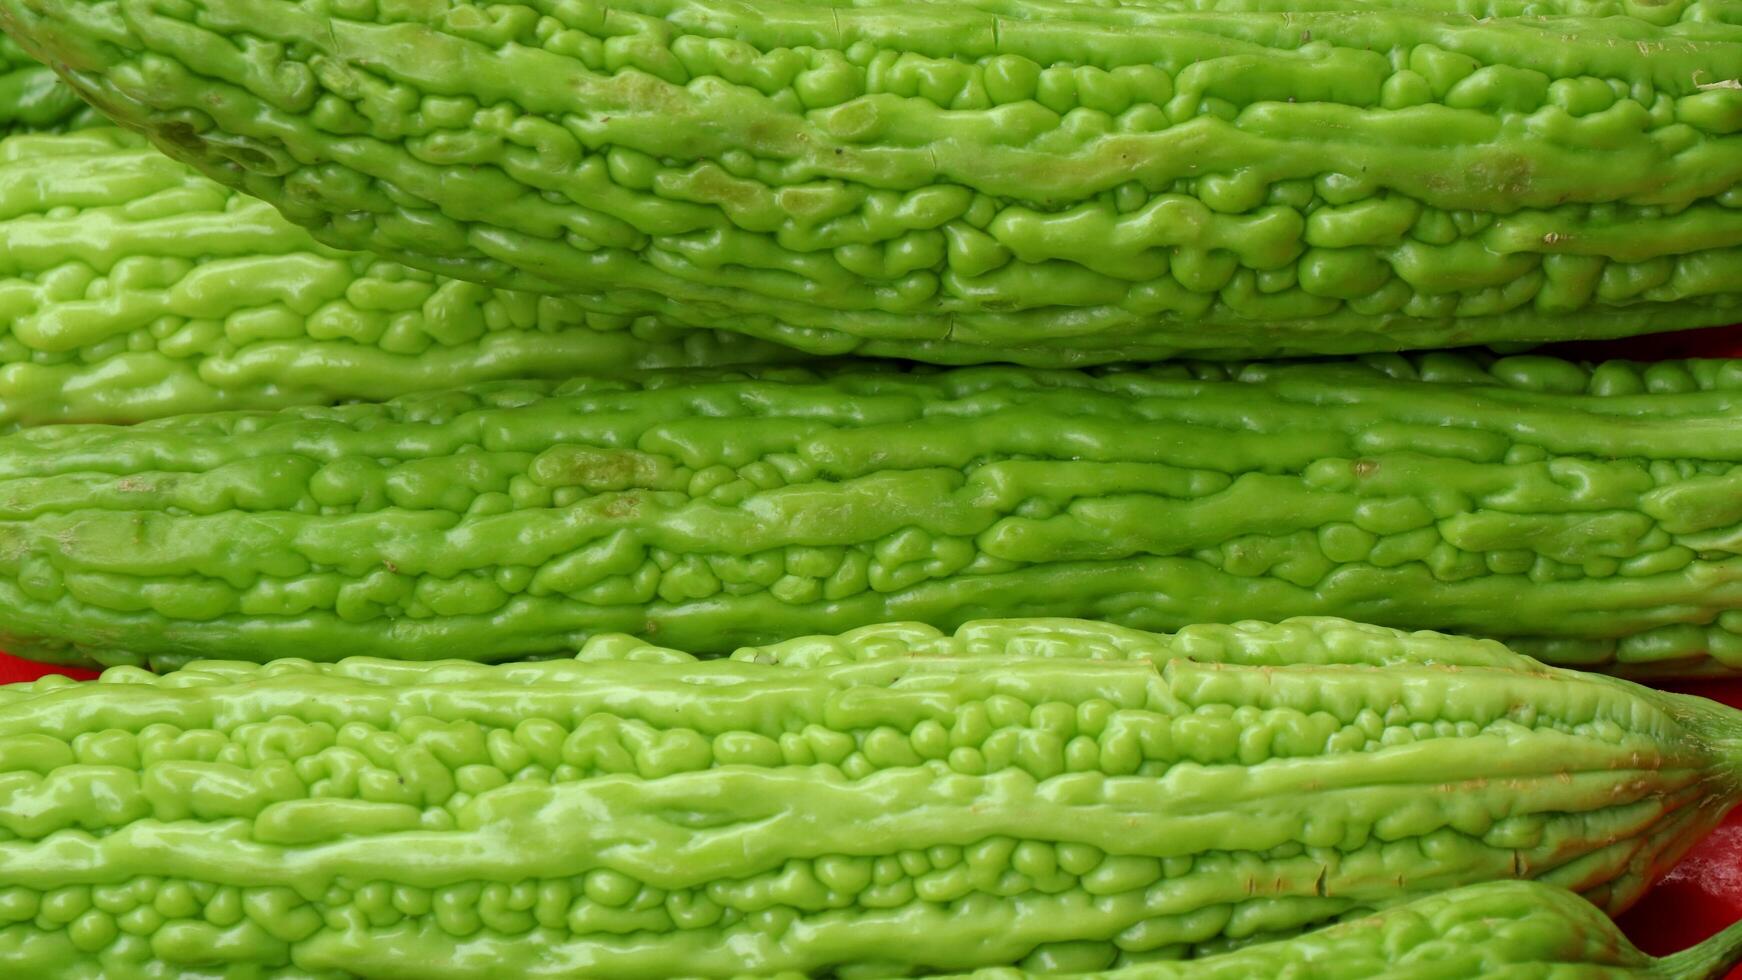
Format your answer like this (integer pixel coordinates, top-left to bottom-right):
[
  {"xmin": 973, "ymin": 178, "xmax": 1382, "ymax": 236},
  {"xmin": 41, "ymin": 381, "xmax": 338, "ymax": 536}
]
[
  {"xmin": 6, "ymin": 0, "xmax": 1742, "ymax": 362},
  {"xmin": 3, "ymin": 354, "xmax": 1742, "ymax": 672},
  {"xmin": 0, "ymin": 128, "xmax": 804, "ymax": 428},
  {"xmin": 929, "ymin": 881, "xmax": 1742, "ymax": 979},
  {"xmin": 0, "ymin": 34, "xmax": 90, "ymax": 133},
  {"xmin": 0, "ymin": 618, "xmax": 1736, "ymax": 977}
]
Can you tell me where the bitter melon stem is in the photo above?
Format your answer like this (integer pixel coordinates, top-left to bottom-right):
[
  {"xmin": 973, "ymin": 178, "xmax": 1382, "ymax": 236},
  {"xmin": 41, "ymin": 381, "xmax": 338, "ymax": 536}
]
[
  {"xmin": 1654, "ymin": 918, "xmax": 1742, "ymax": 980},
  {"xmin": 1659, "ymin": 687, "xmax": 1742, "ymax": 801}
]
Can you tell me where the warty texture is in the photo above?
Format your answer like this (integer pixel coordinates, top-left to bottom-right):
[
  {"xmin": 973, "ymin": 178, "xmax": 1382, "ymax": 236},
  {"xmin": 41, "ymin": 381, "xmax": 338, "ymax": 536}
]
[
  {"xmin": 0, "ymin": 33, "xmax": 90, "ymax": 133},
  {"xmin": 0, "ymin": 617, "xmax": 1736, "ymax": 977},
  {"xmin": 4, "ymin": 354, "xmax": 1742, "ymax": 672},
  {"xmin": 6, "ymin": 0, "xmax": 1742, "ymax": 362},
  {"xmin": 924, "ymin": 880, "xmax": 1742, "ymax": 979},
  {"xmin": 0, "ymin": 127, "xmax": 803, "ymax": 427}
]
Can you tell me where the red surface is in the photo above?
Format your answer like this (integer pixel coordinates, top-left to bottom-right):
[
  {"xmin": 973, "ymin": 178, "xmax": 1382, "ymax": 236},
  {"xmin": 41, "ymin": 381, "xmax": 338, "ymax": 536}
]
[{"xmin": 8, "ymin": 324, "xmax": 1742, "ymax": 968}]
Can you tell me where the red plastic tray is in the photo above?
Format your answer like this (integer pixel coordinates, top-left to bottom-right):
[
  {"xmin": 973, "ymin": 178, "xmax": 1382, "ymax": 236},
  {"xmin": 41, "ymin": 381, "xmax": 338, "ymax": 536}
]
[{"xmin": 9, "ymin": 324, "xmax": 1742, "ymax": 971}]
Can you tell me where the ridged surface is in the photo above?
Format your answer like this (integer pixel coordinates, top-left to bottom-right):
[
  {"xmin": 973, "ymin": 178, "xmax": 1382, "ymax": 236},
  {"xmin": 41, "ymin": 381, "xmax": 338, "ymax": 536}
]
[
  {"xmin": 0, "ymin": 33, "xmax": 91, "ymax": 133},
  {"xmin": 0, "ymin": 127, "xmax": 803, "ymax": 428},
  {"xmin": 934, "ymin": 881, "xmax": 1742, "ymax": 979},
  {"xmin": 0, "ymin": 34, "xmax": 90, "ymax": 134},
  {"xmin": 5, "ymin": 353, "xmax": 1742, "ymax": 673},
  {"xmin": 7, "ymin": 0, "xmax": 1742, "ymax": 363},
  {"xmin": 0, "ymin": 618, "xmax": 1735, "ymax": 978}
]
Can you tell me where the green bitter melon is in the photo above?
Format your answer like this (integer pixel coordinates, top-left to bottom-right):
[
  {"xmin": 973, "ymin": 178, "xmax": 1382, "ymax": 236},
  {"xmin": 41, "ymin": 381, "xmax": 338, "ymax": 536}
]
[
  {"xmin": 7, "ymin": 0, "xmax": 1742, "ymax": 363},
  {"xmin": 0, "ymin": 617, "xmax": 1736, "ymax": 977},
  {"xmin": 0, "ymin": 33, "xmax": 90, "ymax": 133},
  {"xmin": 6, "ymin": 354, "xmax": 1742, "ymax": 673},
  {"xmin": 928, "ymin": 880, "xmax": 1742, "ymax": 979},
  {"xmin": 0, "ymin": 127, "xmax": 803, "ymax": 428}
]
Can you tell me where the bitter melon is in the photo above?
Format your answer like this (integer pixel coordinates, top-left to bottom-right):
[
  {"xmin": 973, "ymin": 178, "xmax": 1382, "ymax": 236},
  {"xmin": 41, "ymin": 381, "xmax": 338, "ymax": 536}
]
[
  {"xmin": 932, "ymin": 881, "xmax": 1742, "ymax": 979},
  {"xmin": 6, "ymin": 0, "xmax": 1742, "ymax": 363},
  {"xmin": 0, "ymin": 618, "xmax": 1736, "ymax": 977},
  {"xmin": 5, "ymin": 353, "xmax": 1742, "ymax": 673},
  {"xmin": 0, "ymin": 127, "xmax": 802, "ymax": 428},
  {"xmin": 0, "ymin": 33, "xmax": 88, "ymax": 133}
]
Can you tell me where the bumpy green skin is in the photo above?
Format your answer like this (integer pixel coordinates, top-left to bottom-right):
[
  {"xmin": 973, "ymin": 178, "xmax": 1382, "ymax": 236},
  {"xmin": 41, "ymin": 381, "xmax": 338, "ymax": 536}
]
[
  {"xmin": 6, "ymin": 353, "xmax": 1742, "ymax": 673},
  {"xmin": 0, "ymin": 33, "xmax": 90, "ymax": 133},
  {"xmin": 0, "ymin": 618, "xmax": 1736, "ymax": 978},
  {"xmin": 931, "ymin": 881, "xmax": 1742, "ymax": 979},
  {"xmin": 7, "ymin": 0, "xmax": 1742, "ymax": 364},
  {"xmin": 0, "ymin": 127, "xmax": 803, "ymax": 428}
]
